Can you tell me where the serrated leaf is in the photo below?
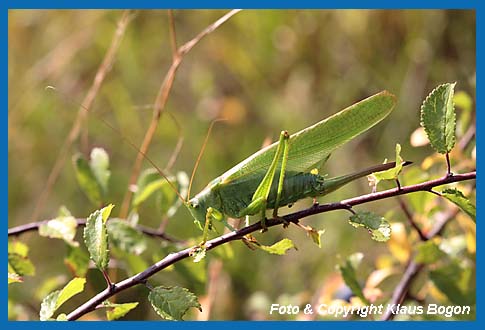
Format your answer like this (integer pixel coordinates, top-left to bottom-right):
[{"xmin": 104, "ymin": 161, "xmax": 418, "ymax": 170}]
[
  {"xmin": 39, "ymin": 277, "xmax": 85, "ymax": 321},
  {"xmin": 258, "ymin": 238, "xmax": 296, "ymax": 255},
  {"xmin": 442, "ymin": 188, "xmax": 476, "ymax": 222},
  {"xmin": 349, "ymin": 211, "xmax": 391, "ymax": 242},
  {"xmin": 338, "ymin": 253, "xmax": 369, "ymax": 304},
  {"xmin": 107, "ymin": 219, "xmax": 147, "ymax": 255},
  {"xmin": 90, "ymin": 148, "xmax": 110, "ymax": 195},
  {"xmin": 83, "ymin": 204, "xmax": 114, "ymax": 271},
  {"xmin": 148, "ymin": 286, "xmax": 201, "ymax": 320},
  {"xmin": 8, "ymin": 272, "xmax": 22, "ymax": 284},
  {"xmin": 368, "ymin": 144, "xmax": 404, "ymax": 188},
  {"xmin": 420, "ymin": 83, "xmax": 457, "ymax": 154},
  {"xmin": 415, "ymin": 240, "xmax": 446, "ymax": 264},
  {"xmin": 39, "ymin": 216, "xmax": 79, "ymax": 247},
  {"xmin": 40, "ymin": 290, "xmax": 60, "ymax": 321},
  {"xmin": 101, "ymin": 301, "xmax": 139, "ymax": 320},
  {"xmin": 73, "ymin": 153, "xmax": 103, "ymax": 205},
  {"xmin": 64, "ymin": 246, "xmax": 90, "ymax": 277}
]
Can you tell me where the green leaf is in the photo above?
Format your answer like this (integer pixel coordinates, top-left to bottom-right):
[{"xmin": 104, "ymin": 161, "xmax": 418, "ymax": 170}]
[
  {"xmin": 56, "ymin": 314, "xmax": 68, "ymax": 321},
  {"xmin": 101, "ymin": 301, "xmax": 139, "ymax": 320},
  {"xmin": 415, "ymin": 240, "xmax": 447, "ymax": 264},
  {"xmin": 56, "ymin": 277, "xmax": 86, "ymax": 309},
  {"xmin": 159, "ymin": 171, "xmax": 189, "ymax": 217},
  {"xmin": 89, "ymin": 148, "xmax": 110, "ymax": 195},
  {"xmin": 40, "ymin": 290, "xmax": 60, "ymax": 321},
  {"xmin": 8, "ymin": 241, "xmax": 35, "ymax": 276},
  {"xmin": 307, "ymin": 227, "xmax": 326, "ymax": 248},
  {"xmin": 132, "ymin": 169, "xmax": 188, "ymax": 218},
  {"xmin": 258, "ymin": 238, "xmax": 296, "ymax": 255},
  {"xmin": 8, "ymin": 272, "xmax": 22, "ymax": 284},
  {"xmin": 348, "ymin": 211, "xmax": 391, "ymax": 242},
  {"xmin": 39, "ymin": 277, "xmax": 86, "ymax": 321},
  {"xmin": 420, "ymin": 83, "xmax": 457, "ymax": 154},
  {"xmin": 39, "ymin": 216, "xmax": 79, "ymax": 247},
  {"xmin": 83, "ymin": 204, "xmax": 114, "ymax": 271},
  {"xmin": 107, "ymin": 219, "xmax": 147, "ymax": 255},
  {"xmin": 367, "ymin": 144, "xmax": 403, "ymax": 188},
  {"xmin": 338, "ymin": 253, "xmax": 369, "ymax": 304},
  {"xmin": 73, "ymin": 153, "xmax": 103, "ymax": 205},
  {"xmin": 442, "ymin": 188, "xmax": 476, "ymax": 222},
  {"xmin": 429, "ymin": 262, "xmax": 474, "ymax": 305},
  {"xmin": 148, "ymin": 286, "xmax": 202, "ymax": 320},
  {"xmin": 132, "ymin": 168, "xmax": 164, "ymax": 208},
  {"xmin": 64, "ymin": 246, "xmax": 90, "ymax": 277}
]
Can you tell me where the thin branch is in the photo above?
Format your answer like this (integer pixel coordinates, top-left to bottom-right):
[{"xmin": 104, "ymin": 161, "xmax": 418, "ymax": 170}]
[
  {"xmin": 381, "ymin": 208, "xmax": 460, "ymax": 320},
  {"xmin": 30, "ymin": 10, "xmax": 133, "ymax": 222},
  {"xmin": 64, "ymin": 171, "xmax": 475, "ymax": 320},
  {"xmin": 8, "ymin": 218, "xmax": 184, "ymax": 244},
  {"xmin": 119, "ymin": 10, "xmax": 242, "ymax": 218},
  {"xmin": 396, "ymin": 197, "xmax": 426, "ymax": 241}
]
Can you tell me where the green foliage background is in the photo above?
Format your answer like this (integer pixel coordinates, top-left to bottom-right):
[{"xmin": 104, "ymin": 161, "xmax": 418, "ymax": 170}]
[{"xmin": 8, "ymin": 10, "xmax": 475, "ymax": 320}]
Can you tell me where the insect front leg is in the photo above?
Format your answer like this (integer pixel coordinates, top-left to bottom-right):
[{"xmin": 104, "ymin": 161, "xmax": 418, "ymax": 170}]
[
  {"xmin": 201, "ymin": 207, "xmax": 223, "ymax": 245},
  {"xmin": 242, "ymin": 130, "xmax": 290, "ymax": 232}
]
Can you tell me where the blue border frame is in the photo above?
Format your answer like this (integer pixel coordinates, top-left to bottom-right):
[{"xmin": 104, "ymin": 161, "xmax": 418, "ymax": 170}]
[{"xmin": 4, "ymin": 1, "xmax": 480, "ymax": 329}]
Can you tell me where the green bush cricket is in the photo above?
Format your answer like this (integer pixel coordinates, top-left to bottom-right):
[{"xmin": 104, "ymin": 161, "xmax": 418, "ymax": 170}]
[
  {"xmin": 184, "ymin": 91, "xmax": 398, "ymax": 243},
  {"xmin": 61, "ymin": 87, "xmax": 398, "ymax": 244}
]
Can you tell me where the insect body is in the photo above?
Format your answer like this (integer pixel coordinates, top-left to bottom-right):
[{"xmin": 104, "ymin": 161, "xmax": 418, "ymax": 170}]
[{"xmin": 185, "ymin": 91, "xmax": 397, "ymax": 241}]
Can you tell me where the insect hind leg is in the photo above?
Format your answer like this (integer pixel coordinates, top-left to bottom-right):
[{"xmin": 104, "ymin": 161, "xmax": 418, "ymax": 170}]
[{"xmin": 241, "ymin": 130, "xmax": 290, "ymax": 232}]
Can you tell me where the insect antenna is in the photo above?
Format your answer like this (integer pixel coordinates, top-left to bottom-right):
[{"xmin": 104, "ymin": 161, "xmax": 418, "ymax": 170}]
[
  {"xmin": 45, "ymin": 85, "xmax": 186, "ymax": 203},
  {"xmin": 187, "ymin": 118, "xmax": 226, "ymax": 199}
]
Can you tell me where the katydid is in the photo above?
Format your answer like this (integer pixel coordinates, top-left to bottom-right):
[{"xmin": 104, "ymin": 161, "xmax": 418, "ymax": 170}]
[
  {"xmin": 184, "ymin": 91, "xmax": 398, "ymax": 242},
  {"xmin": 63, "ymin": 87, "xmax": 398, "ymax": 243}
]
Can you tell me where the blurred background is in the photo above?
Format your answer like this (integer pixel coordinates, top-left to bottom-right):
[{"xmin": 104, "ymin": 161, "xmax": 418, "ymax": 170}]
[{"xmin": 8, "ymin": 10, "xmax": 475, "ymax": 320}]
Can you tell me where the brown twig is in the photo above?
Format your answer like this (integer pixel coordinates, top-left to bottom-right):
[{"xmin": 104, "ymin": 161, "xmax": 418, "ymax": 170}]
[
  {"xmin": 119, "ymin": 10, "xmax": 242, "ymax": 218},
  {"xmin": 8, "ymin": 218, "xmax": 184, "ymax": 244},
  {"xmin": 381, "ymin": 208, "xmax": 460, "ymax": 320},
  {"xmin": 30, "ymin": 10, "xmax": 133, "ymax": 222},
  {"xmin": 63, "ymin": 170, "xmax": 474, "ymax": 320},
  {"xmin": 396, "ymin": 197, "xmax": 426, "ymax": 241}
]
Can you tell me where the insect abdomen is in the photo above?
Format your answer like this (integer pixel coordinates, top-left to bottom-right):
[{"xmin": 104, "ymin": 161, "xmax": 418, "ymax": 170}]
[{"xmin": 266, "ymin": 172, "xmax": 324, "ymax": 208}]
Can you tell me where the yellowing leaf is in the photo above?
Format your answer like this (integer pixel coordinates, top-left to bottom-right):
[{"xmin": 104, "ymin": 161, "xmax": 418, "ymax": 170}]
[
  {"xmin": 258, "ymin": 238, "xmax": 296, "ymax": 255},
  {"xmin": 39, "ymin": 277, "xmax": 86, "ymax": 321},
  {"xmin": 101, "ymin": 301, "xmax": 139, "ymax": 321},
  {"xmin": 367, "ymin": 144, "xmax": 403, "ymax": 189}
]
